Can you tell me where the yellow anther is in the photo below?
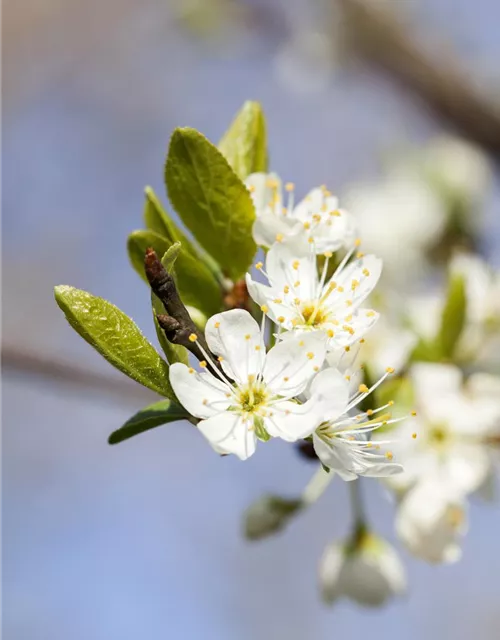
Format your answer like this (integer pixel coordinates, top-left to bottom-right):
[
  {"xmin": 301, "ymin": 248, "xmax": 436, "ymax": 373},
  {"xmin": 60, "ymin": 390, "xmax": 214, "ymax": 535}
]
[
  {"xmin": 313, "ymin": 366, "xmax": 319, "ymax": 372},
  {"xmin": 388, "ymin": 400, "xmax": 394, "ymax": 406},
  {"xmin": 359, "ymin": 383, "xmax": 369, "ymax": 393},
  {"xmin": 308, "ymin": 237, "xmax": 314, "ymax": 244},
  {"xmin": 366, "ymin": 442, "xmax": 373, "ymax": 449},
  {"xmin": 294, "ymin": 297, "xmax": 301, "ymax": 305},
  {"xmin": 359, "ymin": 338, "xmax": 365, "ymax": 344},
  {"xmin": 366, "ymin": 409, "xmax": 373, "ymax": 416},
  {"xmin": 202, "ymin": 399, "xmax": 208, "ymax": 405},
  {"xmin": 245, "ymin": 334, "xmax": 251, "ymax": 340},
  {"xmin": 283, "ymin": 376, "xmax": 289, "ymax": 382},
  {"xmin": 283, "ymin": 285, "xmax": 290, "ymax": 294},
  {"xmin": 351, "ymin": 279, "xmax": 360, "ymax": 290},
  {"xmin": 323, "ymin": 251, "xmax": 333, "ymax": 258},
  {"xmin": 217, "ymin": 356, "xmax": 224, "ymax": 362},
  {"xmin": 345, "ymin": 346, "xmax": 351, "ymax": 352},
  {"xmin": 411, "ymin": 410, "xmax": 417, "ymax": 416},
  {"xmin": 200, "ymin": 361, "xmax": 207, "ymax": 368},
  {"xmin": 362, "ymin": 268, "xmax": 370, "ymax": 277},
  {"xmin": 275, "ymin": 233, "xmax": 284, "ymax": 242},
  {"xmin": 345, "ymin": 300, "xmax": 353, "ymax": 307},
  {"xmin": 386, "ymin": 367, "xmax": 395, "ymax": 374},
  {"xmin": 273, "ymin": 298, "xmax": 283, "ymax": 304},
  {"xmin": 188, "ymin": 333, "xmax": 198, "ymax": 342},
  {"xmin": 260, "ymin": 305, "xmax": 269, "ymax": 313},
  {"xmin": 255, "ymin": 262, "xmax": 263, "ymax": 270},
  {"xmin": 412, "ymin": 433, "xmax": 417, "ymax": 439},
  {"xmin": 255, "ymin": 346, "xmax": 261, "ymax": 351},
  {"xmin": 343, "ymin": 325, "xmax": 355, "ymax": 335},
  {"xmin": 356, "ymin": 252, "xmax": 365, "ymax": 259},
  {"xmin": 375, "ymin": 445, "xmax": 381, "ymax": 450},
  {"xmin": 312, "ymin": 214, "xmax": 321, "ymax": 223},
  {"xmin": 277, "ymin": 316, "xmax": 285, "ymax": 323},
  {"xmin": 306, "ymin": 352, "xmax": 314, "ymax": 359},
  {"xmin": 345, "ymin": 314, "xmax": 353, "ymax": 322},
  {"xmin": 282, "ymin": 207, "xmax": 288, "ymax": 215},
  {"xmin": 188, "ymin": 368, "xmax": 195, "ymax": 374},
  {"xmin": 385, "ymin": 451, "xmax": 394, "ymax": 460},
  {"xmin": 327, "ymin": 329, "xmax": 335, "ymax": 338},
  {"xmin": 294, "ymin": 280, "xmax": 300, "ymax": 287},
  {"xmin": 345, "ymin": 375, "xmax": 351, "ymax": 381},
  {"xmin": 303, "ymin": 222, "xmax": 311, "ymax": 230},
  {"xmin": 299, "ymin": 340, "xmax": 305, "ymax": 347},
  {"xmin": 285, "ymin": 182, "xmax": 295, "ymax": 191},
  {"xmin": 292, "ymin": 260, "xmax": 300, "ymax": 270},
  {"xmin": 337, "ymin": 286, "xmax": 344, "ymax": 293},
  {"xmin": 366, "ymin": 311, "xmax": 376, "ymax": 317},
  {"xmin": 354, "ymin": 238, "xmax": 362, "ymax": 247},
  {"xmin": 214, "ymin": 322, "xmax": 221, "ymax": 328}
]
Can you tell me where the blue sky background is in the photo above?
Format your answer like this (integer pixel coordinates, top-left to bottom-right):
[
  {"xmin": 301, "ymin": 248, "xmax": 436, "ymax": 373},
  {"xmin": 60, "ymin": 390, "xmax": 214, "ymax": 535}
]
[{"xmin": 3, "ymin": 1, "xmax": 500, "ymax": 638}]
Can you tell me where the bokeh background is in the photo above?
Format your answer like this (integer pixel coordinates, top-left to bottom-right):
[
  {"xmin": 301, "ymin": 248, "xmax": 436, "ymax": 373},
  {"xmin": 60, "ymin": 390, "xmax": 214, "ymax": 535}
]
[{"xmin": 3, "ymin": 1, "xmax": 500, "ymax": 638}]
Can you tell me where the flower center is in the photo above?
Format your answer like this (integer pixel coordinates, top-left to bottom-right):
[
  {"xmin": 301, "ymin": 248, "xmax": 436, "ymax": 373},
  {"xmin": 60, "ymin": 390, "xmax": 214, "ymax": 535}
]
[
  {"xmin": 427, "ymin": 423, "xmax": 450, "ymax": 448},
  {"xmin": 237, "ymin": 381, "xmax": 268, "ymax": 414},
  {"xmin": 301, "ymin": 302, "xmax": 329, "ymax": 327}
]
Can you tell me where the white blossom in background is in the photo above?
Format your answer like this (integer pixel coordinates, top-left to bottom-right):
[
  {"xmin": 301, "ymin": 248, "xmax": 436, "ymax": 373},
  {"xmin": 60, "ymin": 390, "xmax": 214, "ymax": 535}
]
[
  {"xmin": 380, "ymin": 363, "xmax": 500, "ymax": 496},
  {"xmin": 343, "ymin": 169, "xmax": 446, "ymax": 281},
  {"xmin": 305, "ymin": 367, "xmax": 406, "ymax": 479},
  {"xmin": 319, "ymin": 532, "xmax": 406, "ymax": 607},
  {"xmin": 421, "ymin": 136, "xmax": 491, "ymax": 224},
  {"xmin": 169, "ymin": 309, "xmax": 327, "ymax": 460},
  {"xmin": 451, "ymin": 251, "xmax": 500, "ymax": 361},
  {"xmin": 246, "ymin": 235, "xmax": 381, "ymax": 350},
  {"xmin": 245, "ymin": 173, "xmax": 356, "ymax": 253},
  {"xmin": 396, "ymin": 480, "xmax": 468, "ymax": 564}
]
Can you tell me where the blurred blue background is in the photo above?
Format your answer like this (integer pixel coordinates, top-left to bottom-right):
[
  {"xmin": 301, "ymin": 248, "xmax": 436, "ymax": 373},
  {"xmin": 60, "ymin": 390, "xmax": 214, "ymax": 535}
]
[{"xmin": 3, "ymin": 0, "xmax": 500, "ymax": 638}]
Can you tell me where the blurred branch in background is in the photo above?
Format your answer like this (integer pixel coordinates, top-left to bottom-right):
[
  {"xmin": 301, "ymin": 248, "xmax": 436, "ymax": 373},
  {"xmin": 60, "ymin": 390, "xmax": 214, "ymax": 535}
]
[
  {"xmin": 337, "ymin": 0, "xmax": 500, "ymax": 161},
  {"xmin": 2, "ymin": 345, "xmax": 156, "ymax": 404}
]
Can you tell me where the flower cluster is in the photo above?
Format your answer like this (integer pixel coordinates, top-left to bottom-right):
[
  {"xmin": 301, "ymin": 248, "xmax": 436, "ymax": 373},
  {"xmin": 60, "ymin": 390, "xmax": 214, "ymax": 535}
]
[{"xmin": 170, "ymin": 173, "xmax": 410, "ymax": 486}]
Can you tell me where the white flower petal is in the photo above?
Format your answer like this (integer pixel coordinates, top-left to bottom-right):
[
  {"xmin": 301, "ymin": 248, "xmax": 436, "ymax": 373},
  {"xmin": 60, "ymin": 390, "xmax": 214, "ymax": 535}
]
[
  {"xmin": 319, "ymin": 543, "xmax": 344, "ymax": 604},
  {"xmin": 326, "ymin": 254, "xmax": 382, "ymax": 309},
  {"xmin": 169, "ymin": 363, "xmax": 230, "ymax": 419},
  {"xmin": 263, "ymin": 333, "xmax": 327, "ymax": 396},
  {"xmin": 245, "ymin": 275, "xmax": 295, "ymax": 327},
  {"xmin": 308, "ymin": 367, "xmax": 349, "ymax": 422},
  {"xmin": 205, "ymin": 309, "xmax": 265, "ymax": 383},
  {"xmin": 411, "ymin": 363, "xmax": 462, "ymax": 405},
  {"xmin": 253, "ymin": 213, "xmax": 298, "ymax": 248},
  {"xmin": 396, "ymin": 480, "xmax": 467, "ymax": 564},
  {"xmin": 245, "ymin": 172, "xmax": 282, "ymax": 215},
  {"xmin": 313, "ymin": 434, "xmax": 358, "ymax": 480},
  {"xmin": 266, "ymin": 237, "xmax": 319, "ymax": 301},
  {"xmin": 198, "ymin": 411, "xmax": 257, "ymax": 460},
  {"xmin": 265, "ymin": 399, "xmax": 321, "ymax": 441}
]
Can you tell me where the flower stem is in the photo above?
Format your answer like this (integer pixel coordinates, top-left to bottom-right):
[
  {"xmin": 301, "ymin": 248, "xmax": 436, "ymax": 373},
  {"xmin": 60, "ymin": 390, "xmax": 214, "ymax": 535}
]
[
  {"xmin": 349, "ymin": 479, "xmax": 367, "ymax": 530},
  {"xmin": 302, "ymin": 466, "xmax": 334, "ymax": 506}
]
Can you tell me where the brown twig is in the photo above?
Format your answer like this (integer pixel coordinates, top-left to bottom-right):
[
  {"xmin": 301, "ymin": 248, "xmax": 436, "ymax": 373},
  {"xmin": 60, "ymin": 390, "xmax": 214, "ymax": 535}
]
[
  {"xmin": 144, "ymin": 248, "xmax": 219, "ymax": 369},
  {"xmin": 338, "ymin": 0, "xmax": 500, "ymax": 161}
]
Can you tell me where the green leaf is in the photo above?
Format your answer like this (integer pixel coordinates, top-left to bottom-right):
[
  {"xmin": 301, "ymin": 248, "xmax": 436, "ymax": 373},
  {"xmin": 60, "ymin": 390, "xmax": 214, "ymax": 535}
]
[
  {"xmin": 438, "ymin": 273, "xmax": 467, "ymax": 359},
  {"xmin": 165, "ymin": 127, "xmax": 257, "ymax": 280},
  {"xmin": 161, "ymin": 242, "xmax": 181, "ymax": 273},
  {"xmin": 218, "ymin": 101, "xmax": 268, "ymax": 180},
  {"xmin": 151, "ymin": 293, "xmax": 189, "ymax": 365},
  {"xmin": 54, "ymin": 285, "xmax": 174, "ymax": 398},
  {"xmin": 244, "ymin": 495, "xmax": 302, "ymax": 541},
  {"xmin": 127, "ymin": 230, "xmax": 222, "ymax": 317},
  {"xmin": 108, "ymin": 399, "xmax": 189, "ymax": 444},
  {"xmin": 143, "ymin": 187, "xmax": 197, "ymax": 255}
]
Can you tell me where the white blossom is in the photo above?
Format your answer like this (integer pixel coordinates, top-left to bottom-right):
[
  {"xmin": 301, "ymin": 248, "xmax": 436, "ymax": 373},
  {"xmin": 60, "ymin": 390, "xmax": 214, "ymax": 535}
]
[
  {"xmin": 169, "ymin": 309, "xmax": 327, "ymax": 460},
  {"xmin": 396, "ymin": 480, "xmax": 468, "ymax": 564},
  {"xmin": 246, "ymin": 235, "xmax": 381, "ymax": 350},
  {"xmin": 381, "ymin": 363, "xmax": 500, "ymax": 496},
  {"xmin": 343, "ymin": 169, "xmax": 446, "ymax": 281},
  {"xmin": 305, "ymin": 367, "xmax": 405, "ymax": 479},
  {"xmin": 319, "ymin": 531, "xmax": 406, "ymax": 607},
  {"xmin": 245, "ymin": 173, "xmax": 356, "ymax": 253}
]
